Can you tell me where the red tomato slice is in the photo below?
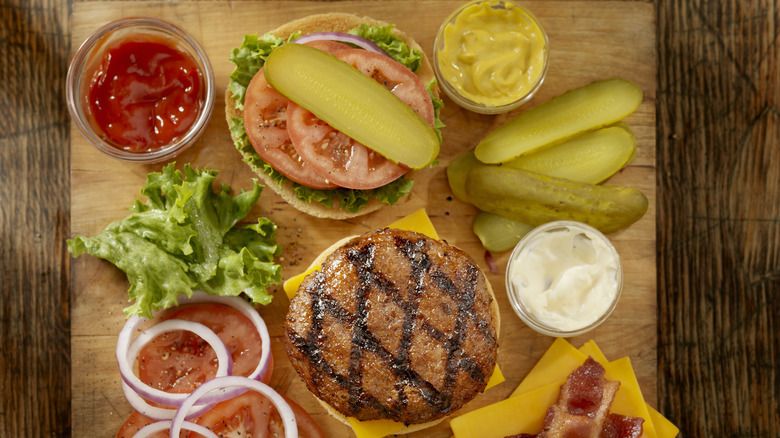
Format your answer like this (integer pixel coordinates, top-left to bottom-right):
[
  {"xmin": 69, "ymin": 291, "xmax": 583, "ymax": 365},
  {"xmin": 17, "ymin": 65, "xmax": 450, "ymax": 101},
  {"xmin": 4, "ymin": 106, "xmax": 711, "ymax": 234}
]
[
  {"xmin": 137, "ymin": 304, "xmax": 272, "ymax": 393},
  {"xmin": 286, "ymin": 48, "xmax": 435, "ymax": 190},
  {"xmin": 116, "ymin": 411, "xmax": 160, "ymax": 438},
  {"xmin": 116, "ymin": 393, "xmax": 324, "ymax": 438},
  {"xmin": 243, "ymin": 40, "xmax": 351, "ymax": 189},
  {"xmin": 192, "ymin": 391, "xmax": 326, "ymax": 438}
]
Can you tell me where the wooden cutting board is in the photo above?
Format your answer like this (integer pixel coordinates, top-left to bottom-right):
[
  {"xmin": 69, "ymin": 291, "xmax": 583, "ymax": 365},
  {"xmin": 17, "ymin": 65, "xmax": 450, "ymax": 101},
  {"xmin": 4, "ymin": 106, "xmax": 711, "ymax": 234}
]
[{"xmin": 70, "ymin": 1, "xmax": 657, "ymax": 436}]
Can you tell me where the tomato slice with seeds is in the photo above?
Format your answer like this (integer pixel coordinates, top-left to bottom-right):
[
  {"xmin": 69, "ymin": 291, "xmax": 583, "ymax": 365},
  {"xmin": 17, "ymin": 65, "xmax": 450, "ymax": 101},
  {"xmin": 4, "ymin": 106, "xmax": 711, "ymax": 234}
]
[
  {"xmin": 243, "ymin": 40, "xmax": 352, "ymax": 189},
  {"xmin": 116, "ymin": 393, "xmax": 325, "ymax": 438},
  {"xmin": 137, "ymin": 304, "xmax": 272, "ymax": 393},
  {"xmin": 286, "ymin": 48, "xmax": 434, "ymax": 190},
  {"xmin": 192, "ymin": 391, "xmax": 326, "ymax": 438}
]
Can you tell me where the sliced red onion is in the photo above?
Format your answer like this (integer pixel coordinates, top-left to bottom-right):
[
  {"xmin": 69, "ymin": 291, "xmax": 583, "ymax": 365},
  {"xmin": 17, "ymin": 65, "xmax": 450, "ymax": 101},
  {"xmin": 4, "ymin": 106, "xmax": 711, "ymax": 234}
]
[
  {"xmin": 170, "ymin": 376, "xmax": 298, "ymax": 438},
  {"xmin": 132, "ymin": 420, "xmax": 218, "ymax": 438},
  {"xmin": 292, "ymin": 32, "xmax": 389, "ymax": 57},
  {"xmin": 117, "ymin": 317, "xmax": 233, "ymax": 409},
  {"xmin": 116, "ymin": 292, "xmax": 274, "ymax": 422},
  {"xmin": 181, "ymin": 291, "xmax": 272, "ymax": 382},
  {"xmin": 120, "ymin": 373, "xmax": 214, "ymax": 421}
]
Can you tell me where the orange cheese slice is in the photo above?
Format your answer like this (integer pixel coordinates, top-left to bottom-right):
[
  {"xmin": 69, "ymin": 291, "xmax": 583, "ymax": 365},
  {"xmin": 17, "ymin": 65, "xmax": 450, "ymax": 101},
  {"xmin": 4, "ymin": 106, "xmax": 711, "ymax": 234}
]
[{"xmin": 450, "ymin": 339, "xmax": 678, "ymax": 438}]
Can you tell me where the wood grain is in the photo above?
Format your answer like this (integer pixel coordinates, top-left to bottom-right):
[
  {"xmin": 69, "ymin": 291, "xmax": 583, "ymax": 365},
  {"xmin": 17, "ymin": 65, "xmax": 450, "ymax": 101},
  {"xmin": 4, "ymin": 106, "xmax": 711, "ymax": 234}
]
[
  {"xmin": 68, "ymin": 2, "xmax": 656, "ymax": 437},
  {"xmin": 656, "ymin": 0, "xmax": 780, "ymax": 436},
  {"xmin": 2, "ymin": 0, "xmax": 778, "ymax": 437},
  {"xmin": 0, "ymin": 0, "xmax": 71, "ymax": 437}
]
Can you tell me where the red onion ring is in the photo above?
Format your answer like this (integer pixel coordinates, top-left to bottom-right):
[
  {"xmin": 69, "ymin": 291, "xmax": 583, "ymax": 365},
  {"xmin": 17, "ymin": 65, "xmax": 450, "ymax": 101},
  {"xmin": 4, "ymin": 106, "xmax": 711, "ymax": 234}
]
[
  {"xmin": 116, "ymin": 292, "xmax": 274, "ymax": 420},
  {"xmin": 292, "ymin": 31, "xmax": 389, "ymax": 57},
  {"xmin": 180, "ymin": 291, "xmax": 272, "ymax": 382},
  {"xmin": 132, "ymin": 420, "xmax": 218, "ymax": 438},
  {"xmin": 117, "ymin": 318, "xmax": 233, "ymax": 409},
  {"xmin": 170, "ymin": 376, "xmax": 298, "ymax": 438},
  {"xmin": 120, "ymin": 376, "xmax": 214, "ymax": 421}
]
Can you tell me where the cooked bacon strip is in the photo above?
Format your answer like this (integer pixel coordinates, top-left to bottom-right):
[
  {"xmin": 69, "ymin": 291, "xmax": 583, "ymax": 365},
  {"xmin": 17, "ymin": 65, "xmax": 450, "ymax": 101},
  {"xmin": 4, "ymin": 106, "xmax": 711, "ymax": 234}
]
[
  {"xmin": 601, "ymin": 413, "xmax": 645, "ymax": 438},
  {"xmin": 506, "ymin": 357, "xmax": 644, "ymax": 438}
]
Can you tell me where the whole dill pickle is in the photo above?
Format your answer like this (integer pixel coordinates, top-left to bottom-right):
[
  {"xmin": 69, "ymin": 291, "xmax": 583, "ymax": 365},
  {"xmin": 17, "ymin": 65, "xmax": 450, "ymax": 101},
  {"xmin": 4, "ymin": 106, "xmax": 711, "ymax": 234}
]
[{"xmin": 465, "ymin": 165, "xmax": 648, "ymax": 233}]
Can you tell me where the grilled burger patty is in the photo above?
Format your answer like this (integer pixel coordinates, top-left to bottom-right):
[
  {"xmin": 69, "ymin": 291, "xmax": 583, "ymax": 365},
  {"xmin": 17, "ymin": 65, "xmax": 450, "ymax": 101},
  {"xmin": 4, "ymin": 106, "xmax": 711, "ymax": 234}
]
[{"xmin": 284, "ymin": 228, "xmax": 499, "ymax": 425}]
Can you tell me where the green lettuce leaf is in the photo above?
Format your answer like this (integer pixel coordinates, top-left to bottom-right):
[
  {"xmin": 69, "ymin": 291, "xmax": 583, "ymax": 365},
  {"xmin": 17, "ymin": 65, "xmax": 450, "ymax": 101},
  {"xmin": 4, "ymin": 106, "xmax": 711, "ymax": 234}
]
[
  {"xmin": 226, "ymin": 23, "xmax": 443, "ymax": 213},
  {"xmin": 347, "ymin": 24, "xmax": 422, "ymax": 72},
  {"xmin": 67, "ymin": 163, "xmax": 282, "ymax": 318}
]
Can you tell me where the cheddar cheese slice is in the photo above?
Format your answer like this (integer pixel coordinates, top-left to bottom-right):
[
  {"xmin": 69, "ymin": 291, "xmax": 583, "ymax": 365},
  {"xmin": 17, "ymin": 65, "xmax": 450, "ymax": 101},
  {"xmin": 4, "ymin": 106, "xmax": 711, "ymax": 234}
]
[
  {"xmin": 649, "ymin": 405, "xmax": 680, "ymax": 438},
  {"xmin": 450, "ymin": 339, "xmax": 678, "ymax": 438},
  {"xmin": 604, "ymin": 357, "xmax": 658, "ymax": 438},
  {"xmin": 511, "ymin": 337, "xmax": 586, "ymax": 396},
  {"xmin": 449, "ymin": 381, "xmax": 561, "ymax": 438}
]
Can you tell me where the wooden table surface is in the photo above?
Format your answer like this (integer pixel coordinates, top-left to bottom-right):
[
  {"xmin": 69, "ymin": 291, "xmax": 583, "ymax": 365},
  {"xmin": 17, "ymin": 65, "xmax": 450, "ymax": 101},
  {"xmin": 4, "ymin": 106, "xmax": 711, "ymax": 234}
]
[{"xmin": 0, "ymin": 0, "xmax": 777, "ymax": 437}]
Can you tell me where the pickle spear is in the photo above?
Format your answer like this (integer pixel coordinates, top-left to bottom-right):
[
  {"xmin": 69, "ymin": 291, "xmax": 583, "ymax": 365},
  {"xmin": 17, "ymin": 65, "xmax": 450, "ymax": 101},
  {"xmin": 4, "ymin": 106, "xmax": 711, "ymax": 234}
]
[
  {"xmin": 446, "ymin": 149, "xmax": 481, "ymax": 202},
  {"xmin": 472, "ymin": 211, "xmax": 534, "ymax": 252},
  {"xmin": 474, "ymin": 78, "xmax": 642, "ymax": 164},
  {"xmin": 465, "ymin": 165, "xmax": 648, "ymax": 233},
  {"xmin": 264, "ymin": 43, "xmax": 439, "ymax": 170},
  {"xmin": 504, "ymin": 124, "xmax": 637, "ymax": 184},
  {"xmin": 448, "ymin": 123, "xmax": 636, "ymax": 202}
]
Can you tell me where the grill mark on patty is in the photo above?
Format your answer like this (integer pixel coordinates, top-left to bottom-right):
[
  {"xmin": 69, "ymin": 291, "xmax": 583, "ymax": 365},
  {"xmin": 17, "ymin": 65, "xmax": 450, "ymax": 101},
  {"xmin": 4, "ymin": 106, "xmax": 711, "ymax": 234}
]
[
  {"xmin": 391, "ymin": 235, "xmax": 431, "ymax": 414},
  {"xmin": 347, "ymin": 243, "xmax": 373, "ymax": 414},
  {"xmin": 287, "ymin": 230, "xmax": 497, "ymax": 423}
]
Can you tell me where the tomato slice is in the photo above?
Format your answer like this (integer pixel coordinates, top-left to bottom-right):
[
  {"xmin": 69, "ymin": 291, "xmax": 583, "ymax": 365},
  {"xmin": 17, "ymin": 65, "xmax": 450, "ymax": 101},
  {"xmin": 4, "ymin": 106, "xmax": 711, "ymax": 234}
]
[
  {"xmin": 192, "ymin": 391, "xmax": 326, "ymax": 438},
  {"xmin": 243, "ymin": 41, "xmax": 352, "ymax": 189},
  {"xmin": 286, "ymin": 48, "xmax": 434, "ymax": 190},
  {"xmin": 137, "ymin": 304, "xmax": 272, "ymax": 393},
  {"xmin": 117, "ymin": 410, "xmax": 160, "ymax": 438},
  {"xmin": 116, "ymin": 393, "xmax": 324, "ymax": 438}
]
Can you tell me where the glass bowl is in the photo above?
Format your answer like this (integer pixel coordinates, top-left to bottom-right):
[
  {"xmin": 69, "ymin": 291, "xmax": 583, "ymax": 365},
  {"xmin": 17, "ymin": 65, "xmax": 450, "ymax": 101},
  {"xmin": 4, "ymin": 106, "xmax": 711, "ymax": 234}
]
[
  {"xmin": 433, "ymin": 0, "xmax": 549, "ymax": 114},
  {"xmin": 505, "ymin": 221, "xmax": 623, "ymax": 337},
  {"xmin": 66, "ymin": 17, "xmax": 215, "ymax": 164}
]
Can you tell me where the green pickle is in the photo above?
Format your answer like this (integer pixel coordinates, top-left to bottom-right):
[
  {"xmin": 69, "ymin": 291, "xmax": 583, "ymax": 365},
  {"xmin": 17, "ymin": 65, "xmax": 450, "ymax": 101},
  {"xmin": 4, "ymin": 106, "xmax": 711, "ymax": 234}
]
[
  {"xmin": 472, "ymin": 211, "xmax": 534, "ymax": 253},
  {"xmin": 504, "ymin": 124, "xmax": 636, "ymax": 184},
  {"xmin": 465, "ymin": 165, "xmax": 648, "ymax": 233},
  {"xmin": 446, "ymin": 149, "xmax": 481, "ymax": 202},
  {"xmin": 474, "ymin": 78, "xmax": 642, "ymax": 164},
  {"xmin": 264, "ymin": 43, "xmax": 439, "ymax": 170}
]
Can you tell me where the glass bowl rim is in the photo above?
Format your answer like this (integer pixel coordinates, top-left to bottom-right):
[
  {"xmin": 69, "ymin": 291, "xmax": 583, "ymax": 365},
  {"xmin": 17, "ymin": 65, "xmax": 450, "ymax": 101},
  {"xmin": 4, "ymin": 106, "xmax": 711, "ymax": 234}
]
[
  {"xmin": 433, "ymin": 0, "xmax": 550, "ymax": 114},
  {"xmin": 504, "ymin": 220, "xmax": 623, "ymax": 337},
  {"xmin": 65, "ymin": 16, "xmax": 216, "ymax": 163}
]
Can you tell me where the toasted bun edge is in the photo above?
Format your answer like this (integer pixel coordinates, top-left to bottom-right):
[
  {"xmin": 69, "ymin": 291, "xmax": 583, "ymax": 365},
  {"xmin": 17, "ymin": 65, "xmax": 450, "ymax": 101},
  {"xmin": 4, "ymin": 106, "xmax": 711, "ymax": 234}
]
[{"xmin": 226, "ymin": 13, "xmax": 438, "ymax": 220}]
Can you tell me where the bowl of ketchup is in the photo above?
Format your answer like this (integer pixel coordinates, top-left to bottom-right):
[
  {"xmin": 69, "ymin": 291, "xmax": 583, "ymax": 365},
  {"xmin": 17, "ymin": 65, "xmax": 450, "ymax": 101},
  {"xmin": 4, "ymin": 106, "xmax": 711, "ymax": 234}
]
[{"xmin": 67, "ymin": 17, "xmax": 215, "ymax": 163}]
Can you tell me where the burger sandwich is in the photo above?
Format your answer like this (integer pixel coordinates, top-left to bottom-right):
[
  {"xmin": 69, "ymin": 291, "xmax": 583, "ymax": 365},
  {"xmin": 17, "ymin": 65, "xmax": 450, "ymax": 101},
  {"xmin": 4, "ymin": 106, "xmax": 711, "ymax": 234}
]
[
  {"xmin": 283, "ymin": 224, "xmax": 500, "ymax": 435},
  {"xmin": 226, "ymin": 13, "xmax": 444, "ymax": 219}
]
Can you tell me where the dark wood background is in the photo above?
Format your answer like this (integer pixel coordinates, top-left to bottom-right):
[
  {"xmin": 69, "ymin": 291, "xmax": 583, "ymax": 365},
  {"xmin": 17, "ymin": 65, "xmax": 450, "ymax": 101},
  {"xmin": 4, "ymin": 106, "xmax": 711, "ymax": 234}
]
[{"xmin": 0, "ymin": 0, "xmax": 776, "ymax": 437}]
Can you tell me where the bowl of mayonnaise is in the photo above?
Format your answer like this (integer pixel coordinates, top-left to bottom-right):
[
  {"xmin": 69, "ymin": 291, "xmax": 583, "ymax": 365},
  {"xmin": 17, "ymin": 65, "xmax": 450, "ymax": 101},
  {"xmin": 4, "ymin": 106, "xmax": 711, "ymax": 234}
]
[
  {"xmin": 433, "ymin": 0, "xmax": 549, "ymax": 114},
  {"xmin": 505, "ymin": 220, "xmax": 623, "ymax": 337}
]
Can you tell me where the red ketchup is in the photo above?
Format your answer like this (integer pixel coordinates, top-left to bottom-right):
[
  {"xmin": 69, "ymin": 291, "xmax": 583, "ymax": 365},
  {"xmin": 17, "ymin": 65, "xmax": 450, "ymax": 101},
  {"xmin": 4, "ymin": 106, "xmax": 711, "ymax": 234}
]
[{"xmin": 87, "ymin": 36, "xmax": 202, "ymax": 153}]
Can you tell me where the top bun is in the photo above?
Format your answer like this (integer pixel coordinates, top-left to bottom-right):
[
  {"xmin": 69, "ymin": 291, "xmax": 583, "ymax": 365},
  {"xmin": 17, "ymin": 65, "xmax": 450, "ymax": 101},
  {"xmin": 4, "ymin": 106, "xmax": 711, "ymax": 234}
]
[{"xmin": 226, "ymin": 13, "xmax": 438, "ymax": 220}]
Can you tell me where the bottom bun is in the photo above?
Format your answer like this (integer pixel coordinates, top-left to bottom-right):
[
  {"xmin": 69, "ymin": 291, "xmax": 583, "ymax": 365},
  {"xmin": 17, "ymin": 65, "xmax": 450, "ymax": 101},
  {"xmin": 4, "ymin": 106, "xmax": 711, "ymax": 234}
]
[
  {"xmin": 319, "ymin": 398, "xmax": 445, "ymax": 435},
  {"xmin": 226, "ymin": 12, "xmax": 437, "ymax": 220}
]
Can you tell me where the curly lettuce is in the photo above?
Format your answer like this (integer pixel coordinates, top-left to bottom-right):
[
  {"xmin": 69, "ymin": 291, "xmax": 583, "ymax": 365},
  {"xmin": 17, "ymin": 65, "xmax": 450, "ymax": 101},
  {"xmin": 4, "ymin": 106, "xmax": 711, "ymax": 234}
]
[
  {"xmin": 227, "ymin": 24, "xmax": 443, "ymax": 212},
  {"xmin": 67, "ymin": 163, "xmax": 282, "ymax": 318}
]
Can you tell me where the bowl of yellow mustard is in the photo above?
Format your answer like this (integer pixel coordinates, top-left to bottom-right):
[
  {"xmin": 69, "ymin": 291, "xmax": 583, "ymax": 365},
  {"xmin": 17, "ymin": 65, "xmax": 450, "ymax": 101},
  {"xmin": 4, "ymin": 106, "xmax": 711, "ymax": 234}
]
[{"xmin": 434, "ymin": 0, "xmax": 549, "ymax": 114}]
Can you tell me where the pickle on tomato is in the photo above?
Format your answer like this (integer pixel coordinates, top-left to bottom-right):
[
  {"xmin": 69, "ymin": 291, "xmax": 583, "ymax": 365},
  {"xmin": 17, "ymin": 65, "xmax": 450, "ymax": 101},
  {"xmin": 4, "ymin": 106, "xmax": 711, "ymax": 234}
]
[
  {"xmin": 474, "ymin": 78, "xmax": 642, "ymax": 164},
  {"xmin": 264, "ymin": 43, "xmax": 439, "ymax": 170},
  {"xmin": 465, "ymin": 165, "xmax": 648, "ymax": 233}
]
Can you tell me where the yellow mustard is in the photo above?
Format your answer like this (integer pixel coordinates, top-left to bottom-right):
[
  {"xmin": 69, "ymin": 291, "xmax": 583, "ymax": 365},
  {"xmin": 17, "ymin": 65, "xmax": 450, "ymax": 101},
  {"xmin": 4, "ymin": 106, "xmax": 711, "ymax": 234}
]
[{"xmin": 437, "ymin": 1, "xmax": 547, "ymax": 108}]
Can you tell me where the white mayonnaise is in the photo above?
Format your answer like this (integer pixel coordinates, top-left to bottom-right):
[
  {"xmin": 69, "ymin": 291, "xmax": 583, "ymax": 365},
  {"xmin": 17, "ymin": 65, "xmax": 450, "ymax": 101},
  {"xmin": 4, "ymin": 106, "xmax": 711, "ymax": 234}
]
[{"xmin": 506, "ymin": 221, "xmax": 622, "ymax": 335}]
